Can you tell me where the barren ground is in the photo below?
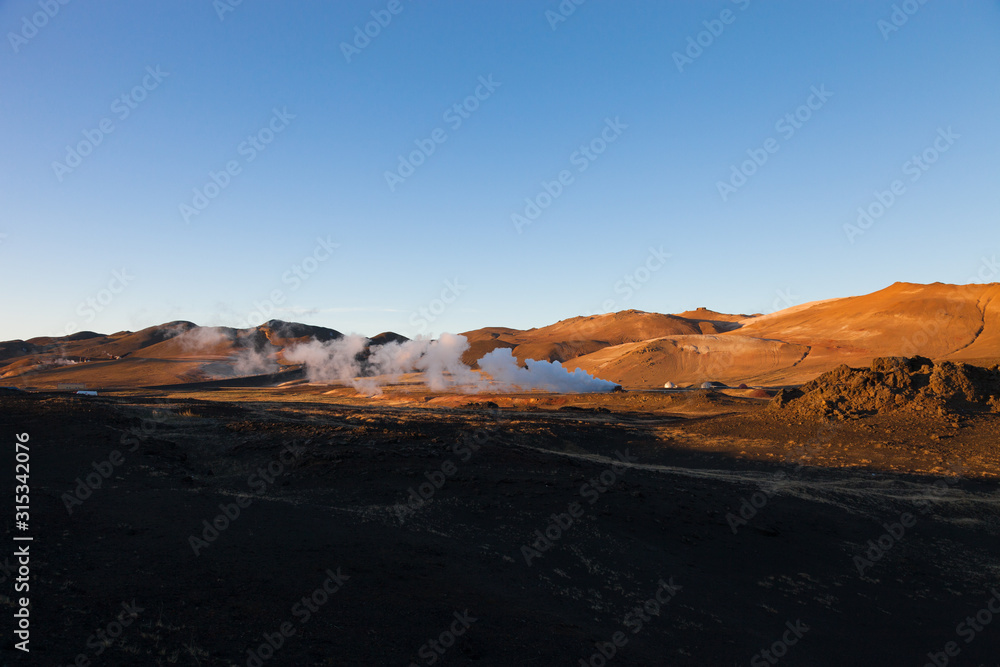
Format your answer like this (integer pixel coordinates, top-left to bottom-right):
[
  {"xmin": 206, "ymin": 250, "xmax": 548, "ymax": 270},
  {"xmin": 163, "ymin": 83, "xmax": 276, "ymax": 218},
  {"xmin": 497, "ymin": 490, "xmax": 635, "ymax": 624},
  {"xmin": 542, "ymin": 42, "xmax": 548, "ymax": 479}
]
[{"xmin": 1, "ymin": 385, "xmax": 998, "ymax": 666}]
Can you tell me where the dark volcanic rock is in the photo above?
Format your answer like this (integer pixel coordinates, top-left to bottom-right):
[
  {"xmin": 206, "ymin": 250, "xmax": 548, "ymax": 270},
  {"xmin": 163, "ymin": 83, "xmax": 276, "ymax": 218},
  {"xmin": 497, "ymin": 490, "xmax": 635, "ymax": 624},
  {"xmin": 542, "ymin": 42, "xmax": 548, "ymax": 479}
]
[{"xmin": 769, "ymin": 356, "xmax": 1000, "ymax": 419}]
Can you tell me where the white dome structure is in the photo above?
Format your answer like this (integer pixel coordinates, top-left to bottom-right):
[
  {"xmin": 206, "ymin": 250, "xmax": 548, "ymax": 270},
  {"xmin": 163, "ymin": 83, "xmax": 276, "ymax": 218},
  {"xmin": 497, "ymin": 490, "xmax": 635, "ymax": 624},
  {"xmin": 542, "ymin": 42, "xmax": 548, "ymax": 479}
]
[{"xmin": 664, "ymin": 382, "xmax": 677, "ymax": 389}]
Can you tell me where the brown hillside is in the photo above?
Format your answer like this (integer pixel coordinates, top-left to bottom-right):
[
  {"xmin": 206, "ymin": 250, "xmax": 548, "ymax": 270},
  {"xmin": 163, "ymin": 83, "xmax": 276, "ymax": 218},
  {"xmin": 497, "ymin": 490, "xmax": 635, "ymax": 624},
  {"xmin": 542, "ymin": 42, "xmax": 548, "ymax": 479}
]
[
  {"xmin": 461, "ymin": 310, "xmax": 701, "ymax": 367},
  {"xmin": 725, "ymin": 282, "xmax": 997, "ymax": 382},
  {"xmin": 566, "ymin": 335, "xmax": 810, "ymax": 388},
  {"xmin": 6, "ymin": 282, "xmax": 1000, "ymax": 391}
]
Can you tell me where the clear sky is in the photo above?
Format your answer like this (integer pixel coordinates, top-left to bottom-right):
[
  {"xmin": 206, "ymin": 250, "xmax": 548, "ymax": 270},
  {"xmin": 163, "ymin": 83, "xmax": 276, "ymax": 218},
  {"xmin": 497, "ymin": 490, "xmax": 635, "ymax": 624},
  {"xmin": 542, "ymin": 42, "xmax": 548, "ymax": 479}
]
[{"xmin": 2, "ymin": 0, "xmax": 998, "ymax": 341}]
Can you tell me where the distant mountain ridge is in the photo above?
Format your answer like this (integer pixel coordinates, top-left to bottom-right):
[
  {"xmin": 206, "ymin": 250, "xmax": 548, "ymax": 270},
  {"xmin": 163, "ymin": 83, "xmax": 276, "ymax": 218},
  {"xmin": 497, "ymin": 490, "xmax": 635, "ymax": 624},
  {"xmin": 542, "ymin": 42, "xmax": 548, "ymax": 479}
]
[
  {"xmin": 0, "ymin": 320, "xmax": 361, "ymax": 389},
  {"xmin": 4, "ymin": 283, "xmax": 999, "ymax": 389}
]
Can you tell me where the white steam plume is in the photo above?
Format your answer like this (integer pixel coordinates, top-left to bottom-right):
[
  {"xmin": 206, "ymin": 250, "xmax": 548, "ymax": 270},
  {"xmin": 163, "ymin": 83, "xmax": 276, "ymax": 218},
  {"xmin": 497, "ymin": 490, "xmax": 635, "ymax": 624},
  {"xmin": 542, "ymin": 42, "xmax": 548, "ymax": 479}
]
[
  {"xmin": 177, "ymin": 326, "xmax": 279, "ymax": 378},
  {"xmin": 282, "ymin": 334, "xmax": 370, "ymax": 388},
  {"xmin": 476, "ymin": 347, "xmax": 618, "ymax": 393},
  {"xmin": 284, "ymin": 333, "xmax": 618, "ymax": 395},
  {"xmin": 284, "ymin": 333, "xmax": 478, "ymax": 395},
  {"xmin": 177, "ymin": 326, "xmax": 230, "ymax": 352},
  {"xmin": 368, "ymin": 333, "xmax": 479, "ymax": 391},
  {"xmin": 232, "ymin": 348, "xmax": 279, "ymax": 376}
]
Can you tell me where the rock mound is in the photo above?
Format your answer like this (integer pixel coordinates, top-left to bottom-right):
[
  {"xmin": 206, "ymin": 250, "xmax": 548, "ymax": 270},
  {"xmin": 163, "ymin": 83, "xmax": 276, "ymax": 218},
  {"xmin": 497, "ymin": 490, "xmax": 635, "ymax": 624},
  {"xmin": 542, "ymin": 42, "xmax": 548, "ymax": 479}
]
[{"xmin": 769, "ymin": 356, "xmax": 1000, "ymax": 419}]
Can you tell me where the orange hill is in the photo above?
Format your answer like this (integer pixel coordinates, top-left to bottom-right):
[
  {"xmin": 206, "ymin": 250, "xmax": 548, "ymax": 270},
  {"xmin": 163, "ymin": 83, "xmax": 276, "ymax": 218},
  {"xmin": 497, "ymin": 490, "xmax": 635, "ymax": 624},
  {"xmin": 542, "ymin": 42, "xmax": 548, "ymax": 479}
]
[
  {"xmin": 566, "ymin": 282, "xmax": 1000, "ymax": 387},
  {"xmin": 460, "ymin": 310, "xmax": 701, "ymax": 368},
  {"xmin": 461, "ymin": 283, "xmax": 1000, "ymax": 388},
  {"xmin": 4, "ymin": 283, "xmax": 999, "ymax": 390}
]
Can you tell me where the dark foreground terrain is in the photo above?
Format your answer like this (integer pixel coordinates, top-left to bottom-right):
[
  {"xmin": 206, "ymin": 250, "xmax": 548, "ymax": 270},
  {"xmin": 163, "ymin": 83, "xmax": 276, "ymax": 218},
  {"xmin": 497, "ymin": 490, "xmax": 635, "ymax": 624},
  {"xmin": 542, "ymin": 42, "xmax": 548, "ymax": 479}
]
[{"xmin": 1, "ymin": 388, "xmax": 998, "ymax": 666}]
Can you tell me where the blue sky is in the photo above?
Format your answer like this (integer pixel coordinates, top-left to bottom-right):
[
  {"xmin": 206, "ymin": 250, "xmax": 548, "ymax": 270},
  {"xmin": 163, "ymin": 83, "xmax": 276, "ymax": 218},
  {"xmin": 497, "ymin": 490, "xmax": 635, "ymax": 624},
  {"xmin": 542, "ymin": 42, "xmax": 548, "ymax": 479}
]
[{"xmin": 2, "ymin": 0, "xmax": 998, "ymax": 341}]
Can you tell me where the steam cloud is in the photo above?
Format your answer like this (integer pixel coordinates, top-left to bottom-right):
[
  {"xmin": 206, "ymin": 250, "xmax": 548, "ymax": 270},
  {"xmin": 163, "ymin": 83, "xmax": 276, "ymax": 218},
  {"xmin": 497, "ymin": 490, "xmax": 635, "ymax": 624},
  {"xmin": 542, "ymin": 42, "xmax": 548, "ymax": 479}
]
[
  {"xmin": 284, "ymin": 333, "xmax": 617, "ymax": 395},
  {"xmin": 176, "ymin": 326, "xmax": 279, "ymax": 378},
  {"xmin": 283, "ymin": 333, "xmax": 478, "ymax": 395},
  {"xmin": 476, "ymin": 347, "xmax": 619, "ymax": 393},
  {"xmin": 232, "ymin": 347, "xmax": 280, "ymax": 376},
  {"xmin": 282, "ymin": 334, "xmax": 368, "ymax": 386},
  {"xmin": 176, "ymin": 326, "xmax": 228, "ymax": 351}
]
